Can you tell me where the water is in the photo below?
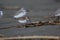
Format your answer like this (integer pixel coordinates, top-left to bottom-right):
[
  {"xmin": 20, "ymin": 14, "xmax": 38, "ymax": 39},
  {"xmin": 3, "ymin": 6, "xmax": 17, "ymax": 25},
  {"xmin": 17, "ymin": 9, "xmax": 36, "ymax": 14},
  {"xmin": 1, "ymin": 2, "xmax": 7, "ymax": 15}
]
[
  {"xmin": 0, "ymin": 0, "xmax": 60, "ymax": 37},
  {"xmin": 0, "ymin": 25, "xmax": 60, "ymax": 37}
]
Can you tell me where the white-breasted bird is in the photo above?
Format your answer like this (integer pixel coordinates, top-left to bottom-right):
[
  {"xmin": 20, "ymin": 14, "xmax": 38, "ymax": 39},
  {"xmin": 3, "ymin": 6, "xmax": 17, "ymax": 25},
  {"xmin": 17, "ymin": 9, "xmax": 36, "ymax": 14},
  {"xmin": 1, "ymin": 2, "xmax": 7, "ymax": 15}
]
[
  {"xmin": 0, "ymin": 4, "xmax": 3, "ymax": 18},
  {"xmin": 0, "ymin": 11, "xmax": 3, "ymax": 18},
  {"xmin": 55, "ymin": 8, "xmax": 60, "ymax": 16},
  {"xmin": 14, "ymin": 8, "xmax": 27, "ymax": 18},
  {"xmin": 18, "ymin": 17, "xmax": 30, "ymax": 24},
  {"xmin": 14, "ymin": 8, "xmax": 30, "ymax": 24}
]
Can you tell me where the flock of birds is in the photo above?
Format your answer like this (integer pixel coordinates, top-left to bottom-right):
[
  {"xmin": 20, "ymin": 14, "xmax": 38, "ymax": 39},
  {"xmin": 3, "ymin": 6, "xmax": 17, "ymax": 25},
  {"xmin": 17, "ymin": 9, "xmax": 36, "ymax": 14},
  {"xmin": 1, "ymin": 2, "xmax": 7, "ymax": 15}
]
[
  {"xmin": 0, "ymin": 7, "xmax": 60, "ymax": 25},
  {"xmin": 0, "ymin": 7, "xmax": 30, "ymax": 25}
]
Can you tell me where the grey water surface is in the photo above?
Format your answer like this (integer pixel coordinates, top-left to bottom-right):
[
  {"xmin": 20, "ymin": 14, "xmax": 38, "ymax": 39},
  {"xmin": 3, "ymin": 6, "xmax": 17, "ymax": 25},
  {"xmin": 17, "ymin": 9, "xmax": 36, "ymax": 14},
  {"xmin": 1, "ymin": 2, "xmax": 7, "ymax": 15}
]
[{"xmin": 0, "ymin": 0, "xmax": 60, "ymax": 37}]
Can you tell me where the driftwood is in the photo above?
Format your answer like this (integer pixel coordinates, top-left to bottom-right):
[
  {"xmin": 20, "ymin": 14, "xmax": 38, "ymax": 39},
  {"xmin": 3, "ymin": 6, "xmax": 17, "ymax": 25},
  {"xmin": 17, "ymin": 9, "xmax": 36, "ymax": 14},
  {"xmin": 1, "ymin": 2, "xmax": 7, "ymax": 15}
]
[
  {"xmin": 0, "ymin": 36, "xmax": 60, "ymax": 40},
  {"xmin": 25, "ymin": 20, "xmax": 60, "ymax": 27},
  {"xmin": 0, "ymin": 20, "xmax": 60, "ymax": 30}
]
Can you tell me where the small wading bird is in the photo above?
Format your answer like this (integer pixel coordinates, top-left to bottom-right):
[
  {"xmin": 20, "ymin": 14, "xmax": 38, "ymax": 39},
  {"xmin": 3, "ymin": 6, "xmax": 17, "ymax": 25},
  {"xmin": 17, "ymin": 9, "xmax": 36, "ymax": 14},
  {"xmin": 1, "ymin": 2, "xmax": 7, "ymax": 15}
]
[
  {"xmin": 54, "ymin": 8, "xmax": 60, "ymax": 22},
  {"xmin": 45, "ymin": 8, "xmax": 60, "ymax": 23},
  {"xmin": 14, "ymin": 8, "xmax": 30, "ymax": 24},
  {"xmin": 0, "ymin": 8, "xmax": 3, "ymax": 18},
  {"xmin": 0, "ymin": 4, "xmax": 3, "ymax": 18}
]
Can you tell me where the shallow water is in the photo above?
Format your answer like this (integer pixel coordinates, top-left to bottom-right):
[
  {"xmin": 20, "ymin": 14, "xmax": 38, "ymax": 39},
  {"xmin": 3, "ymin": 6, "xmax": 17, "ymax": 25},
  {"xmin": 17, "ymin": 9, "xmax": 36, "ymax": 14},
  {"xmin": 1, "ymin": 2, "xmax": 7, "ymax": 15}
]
[{"xmin": 0, "ymin": 0, "xmax": 60, "ymax": 37}]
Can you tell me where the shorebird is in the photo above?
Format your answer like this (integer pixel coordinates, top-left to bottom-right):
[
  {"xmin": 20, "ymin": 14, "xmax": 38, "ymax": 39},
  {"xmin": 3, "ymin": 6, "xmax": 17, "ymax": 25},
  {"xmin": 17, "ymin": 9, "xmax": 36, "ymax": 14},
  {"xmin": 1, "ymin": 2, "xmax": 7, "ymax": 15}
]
[
  {"xmin": 0, "ymin": 4, "xmax": 3, "ymax": 18},
  {"xmin": 14, "ymin": 8, "xmax": 30, "ymax": 24},
  {"xmin": 55, "ymin": 8, "xmax": 60, "ymax": 16},
  {"xmin": 14, "ymin": 8, "xmax": 27, "ymax": 18},
  {"xmin": 44, "ymin": 8, "xmax": 60, "ymax": 23},
  {"xmin": 0, "ymin": 10, "xmax": 3, "ymax": 18}
]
